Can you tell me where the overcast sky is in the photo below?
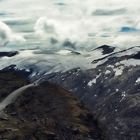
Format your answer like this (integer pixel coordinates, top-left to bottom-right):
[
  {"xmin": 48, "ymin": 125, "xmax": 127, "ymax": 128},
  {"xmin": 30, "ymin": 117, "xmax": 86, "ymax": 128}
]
[{"xmin": 0, "ymin": 0, "xmax": 140, "ymax": 49}]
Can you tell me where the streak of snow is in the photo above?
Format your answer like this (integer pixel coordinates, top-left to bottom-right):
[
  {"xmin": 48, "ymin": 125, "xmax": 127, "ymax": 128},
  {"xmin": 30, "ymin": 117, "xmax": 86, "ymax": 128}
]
[
  {"xmin": 88, "ymin": 73, "xmax": 101, "ymax": 87},
  {"xmin": 136, "ymin": 77, "xmax": 140, "ymax": 83},
  {"xmin": 120, "ymin": 59, "xmax": 140, "ymax": 67}
]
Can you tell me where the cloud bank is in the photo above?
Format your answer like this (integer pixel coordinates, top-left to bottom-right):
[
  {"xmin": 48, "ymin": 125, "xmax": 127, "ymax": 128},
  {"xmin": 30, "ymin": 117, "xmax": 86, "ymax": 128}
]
[
  {"xmin": 0, "ymin": 0, "xmax": 140, "ymax": 49},
  {"xmin": 0, "ymin": 21, "xmax": 25, "ymax": 46}
]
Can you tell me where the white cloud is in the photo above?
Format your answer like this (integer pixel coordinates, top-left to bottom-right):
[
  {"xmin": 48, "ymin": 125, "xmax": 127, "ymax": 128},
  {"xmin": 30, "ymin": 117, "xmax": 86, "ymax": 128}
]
[
  {"xmin": 34, "ymin": 17, "xmax": 57, "ymax": 40},
  {"xmin": 0, "ymin": 21, "xmax": 11, "ymax": 45},
  {"xmin": 1, "ymin": 0, "xmax": 140, "ymax": 49},
  {"xmin": 34, "ymin": 15, "xmax": 140, "ymax": 48},
  {"xmin": 0, "ymin": 21, "xmax": 26, "ymax": 46},
  {"xmin": 34, "ymin": 17, "xmax": 87, "ymax": 43}
]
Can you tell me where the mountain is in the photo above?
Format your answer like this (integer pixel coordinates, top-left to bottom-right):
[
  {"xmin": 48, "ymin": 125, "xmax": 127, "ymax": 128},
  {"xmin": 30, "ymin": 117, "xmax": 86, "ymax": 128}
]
[
  {"xmin": 45, "ymin": 46, "xmax": 140, "ymax": 140},
  {"xmin": 0, "ymin": 45, "xmax": 118, "ymax": 75},
  {"xmin": 1, "ymin": 45, "xmax": 140, "ymax": 140},
  {"xmin": 0, "ymin": 69, "xmax": 29, "ymax": 102},
  {"xmin": 0, "ymin": 71, "xmax": 101, "ymax": 140},
  {"xmin": 92, "ymin": 45, "xmax": 115, "ymax": 55}
]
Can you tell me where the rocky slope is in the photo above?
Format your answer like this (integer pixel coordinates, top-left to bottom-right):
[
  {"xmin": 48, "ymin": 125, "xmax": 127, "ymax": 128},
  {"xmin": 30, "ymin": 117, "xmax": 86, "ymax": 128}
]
[
  {"xmin": 1, "ymin": 45, "xmax": 140, "ymax": 140},
  {"xmin": 0, "ymin": 69, "xmax": 29, "ymax": 102},
  {"xmin": 45, "ymin": 46, "xmax": 140, "ymax": 140},
  {"xmin": 0, "ymin": 71, "xmax": 102, "ymax": 140}
]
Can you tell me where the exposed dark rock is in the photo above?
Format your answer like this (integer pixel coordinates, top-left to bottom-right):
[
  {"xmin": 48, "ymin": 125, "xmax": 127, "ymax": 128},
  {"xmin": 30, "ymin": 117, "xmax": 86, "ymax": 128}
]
[
  {"xmin": 46, "ymin": 46, "xmax": 140, "ymax": 140},
  {"xmin": 1, "ymin": 65, "xmax": 32, "ymax": 79},
  {"xmin": 0, "ymin": 70, "xmax": 29, "ymax": 102},
  {"xmin": 0, "ymin": 71, "xmax": 102, "ymax": 140},
  {"xmin": 1, "ymin": 45, "xmax": 140, "ymax": 140},
  {"xmin": 0, "ymin": 51, "xmax": 18, "ymax": 57},
  {"xmin": 93, "ymin": 45, "xmax": 115, "ymax": 55},
  {"xmin": 131, "ymin": 51, "xmax": 140, "ymax": 59}
]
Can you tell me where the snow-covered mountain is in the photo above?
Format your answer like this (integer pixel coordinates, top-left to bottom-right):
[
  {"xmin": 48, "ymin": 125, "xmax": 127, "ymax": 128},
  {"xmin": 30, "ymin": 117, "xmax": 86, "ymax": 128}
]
[
  {"xmin": 1, "ymin": 45, "xmax": 140, "ymax": 139},
  {"xmin": 45, "ymin": 46, "xmax": 140, "ymax": 140},
  {"xmin": 0, "ymin": 45, "xmax": 119, "ymax": 75}
]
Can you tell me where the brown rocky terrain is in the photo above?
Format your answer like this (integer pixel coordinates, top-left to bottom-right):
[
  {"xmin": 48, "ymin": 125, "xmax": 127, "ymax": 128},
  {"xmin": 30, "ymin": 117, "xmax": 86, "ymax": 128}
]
[
  {"xmin": 0, "ymin": 70, "xmax": 29, "ymax": 102},
  {"xmin": 0, "ymin": 71, "xmax": 102, "ymax": 140}
]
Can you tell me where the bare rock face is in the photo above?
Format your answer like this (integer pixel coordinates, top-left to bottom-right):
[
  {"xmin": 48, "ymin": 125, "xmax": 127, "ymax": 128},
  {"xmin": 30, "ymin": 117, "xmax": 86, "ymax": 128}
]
[
  {"xmin": 0, "ymin": 71, "xmax": 101, "ymax": 140},
  {"xmin": 0, "ymin": 51, "xmax": 18, "ymax": 58},
  {"xmin": 1, "ymin": 45, "xmax": 140, "ymax": 140},
  {"xmin": 92, "ymin": 45, "xmax": 115, "ymax": 55},
  {"xmin": 46, "ymin": 46, "xmax": 140, "ymax": 140}
]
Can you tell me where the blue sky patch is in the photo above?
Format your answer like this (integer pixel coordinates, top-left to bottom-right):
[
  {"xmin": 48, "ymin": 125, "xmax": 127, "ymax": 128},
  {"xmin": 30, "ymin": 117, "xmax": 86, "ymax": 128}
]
[{"xmin": 120, "ymin": 27, "xmax": 137, "ymax": 32}]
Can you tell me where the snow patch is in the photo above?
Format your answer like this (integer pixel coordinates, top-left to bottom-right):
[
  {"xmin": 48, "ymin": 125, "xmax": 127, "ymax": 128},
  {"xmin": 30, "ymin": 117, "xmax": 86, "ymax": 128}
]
[
  {"xmin": 120, "ymin": 59, "xmax": 140, "ymax": 67},
  {"xmin": 107, "ymin": 65, "xmax": 114, "ymax": 68},
  {"xmin": 120, "ymin": 93, "xmax": 126, "ymax": 102},
  {"xmin": 136, "ymin": 77, "xmax": 140, "ymax": 83},
  {"xmin": 88, "ymin": 73, "xmax": 101, "ymax": 87},
  {"xmin": 56, "ymin": 50, "xmax": 73, "ymax": 55},
  {"xmin": 88, "ymin": 78, "xmax": 96, "ymax": 86},
  {"xmin": 114, "ymin": 66, "xmax": 124, "ymax": 76},
  {"xmin": 116, "ymin": 89, "xmax": 119, "ymax": 92},
  {"xmin": 116, "ymin": 47, "xmax": 140, "ymax": 57},
  {"xmin": 105, "ymin": 70, "xmax": 111, "ymax": 75}
]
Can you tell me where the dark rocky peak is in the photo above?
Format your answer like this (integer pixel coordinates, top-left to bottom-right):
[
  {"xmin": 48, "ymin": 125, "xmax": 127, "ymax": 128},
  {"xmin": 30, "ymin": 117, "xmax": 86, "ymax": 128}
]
[
  {"xmin": 0, "ymin": 51, "xmax": 18, "ymax": 58},
  {"xmin": 92, "ymin": 46, "xmax": 140, "ymax": 65},
  {"xmin": 131, "ymin": 51, "xmax": 140, "ymax": 59},
  {"xmin": 93, "ymin": 45, "xmax": 115, "ymax": 55}
]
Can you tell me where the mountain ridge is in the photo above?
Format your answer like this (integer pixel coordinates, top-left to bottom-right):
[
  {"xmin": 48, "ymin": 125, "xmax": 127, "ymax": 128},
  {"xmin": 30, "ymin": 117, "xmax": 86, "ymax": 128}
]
[{"xmin": 1, "ymin": 45, "xmax": 140, "ymax": 139}]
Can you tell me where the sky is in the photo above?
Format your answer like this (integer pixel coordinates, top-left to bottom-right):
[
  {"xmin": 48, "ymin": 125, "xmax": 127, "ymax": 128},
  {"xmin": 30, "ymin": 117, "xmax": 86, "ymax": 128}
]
[{"xmin": 0, "ymin": 0, "xmax": 140, "ymax": 50}]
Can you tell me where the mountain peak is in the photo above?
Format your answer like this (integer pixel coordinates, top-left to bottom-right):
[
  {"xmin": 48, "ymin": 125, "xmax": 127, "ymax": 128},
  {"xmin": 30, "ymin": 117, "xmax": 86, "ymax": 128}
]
[{"xmin": 93, "ymin": 45, "xmax": 115, "ymax": 55}]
